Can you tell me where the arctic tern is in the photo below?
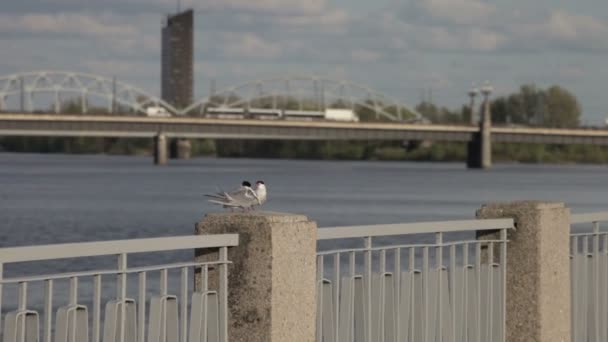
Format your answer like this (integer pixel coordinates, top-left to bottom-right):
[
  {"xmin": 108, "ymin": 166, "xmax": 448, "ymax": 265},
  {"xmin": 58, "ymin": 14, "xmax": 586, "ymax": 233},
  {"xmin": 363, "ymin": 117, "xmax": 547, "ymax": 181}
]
[{"xmin": 206, "ymin": 180, "xmax": 266, "ymax": 211}]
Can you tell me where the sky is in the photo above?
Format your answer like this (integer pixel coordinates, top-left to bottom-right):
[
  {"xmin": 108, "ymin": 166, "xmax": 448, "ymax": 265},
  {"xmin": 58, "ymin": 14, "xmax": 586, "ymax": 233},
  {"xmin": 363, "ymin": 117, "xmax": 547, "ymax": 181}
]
[{"xmin": 1, "ymin": 0, "xmax": 607, "ymax": 123}]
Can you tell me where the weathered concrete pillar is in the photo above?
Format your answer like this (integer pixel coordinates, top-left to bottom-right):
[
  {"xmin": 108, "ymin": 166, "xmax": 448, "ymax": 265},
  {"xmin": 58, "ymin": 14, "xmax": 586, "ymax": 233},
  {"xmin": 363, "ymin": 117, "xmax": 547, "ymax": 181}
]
[
  {"xmin": 169, "ymin": 139, "xmax": 192, "ymax": 159},
  {"xmin": 467, "ymin": 90, "xmax": 492, "ymax": 169},
  {"xmin": 480, "ymin": 97, "xmax": 492, "ymax": 169},
  {"xmin": 195, "ymin": 212, "xmax": 317, "ymax": 342},
  {"xmin": 466, "ymin": 108, "xmax": 492, "ymax": 169},
  {"xmin": 466, "ymin": 134, "xmax": 481, "ymax": 168},
  {"xmin": 154, "ymin": 133, "xmax": 167, "ymax": 165},
  {"xmin": 477, "ymin": 201, "xmax": 571, "ymax": 342}
]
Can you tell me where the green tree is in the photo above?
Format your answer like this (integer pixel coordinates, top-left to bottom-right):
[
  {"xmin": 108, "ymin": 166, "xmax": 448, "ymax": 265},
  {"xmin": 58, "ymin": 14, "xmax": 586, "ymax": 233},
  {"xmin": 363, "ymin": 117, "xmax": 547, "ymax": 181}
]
[
  {"xmin": 415, "ymin": 101, "xmax": 466, "ymax": 124},
  {"xmin": 491, "ymin": 84, "xmax": 580, "ymax": 128},
  {"xmin": 544, "ymin": 85, "xmax": 581, "ymax": 128}
]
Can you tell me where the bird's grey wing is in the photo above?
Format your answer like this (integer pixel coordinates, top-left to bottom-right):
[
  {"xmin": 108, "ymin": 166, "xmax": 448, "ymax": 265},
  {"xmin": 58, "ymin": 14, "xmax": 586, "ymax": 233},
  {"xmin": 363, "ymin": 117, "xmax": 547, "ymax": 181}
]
[{"xmin": 225, "ymin": 188, "xmax": 258, "ymax": 206}]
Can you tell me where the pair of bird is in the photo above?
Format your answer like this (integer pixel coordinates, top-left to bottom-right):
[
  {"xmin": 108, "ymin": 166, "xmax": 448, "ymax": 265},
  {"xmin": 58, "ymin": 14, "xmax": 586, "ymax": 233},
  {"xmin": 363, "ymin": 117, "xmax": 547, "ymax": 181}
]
[{"xmin": 206, "ymin": 180, "xmax": 267, "ymax": 211}]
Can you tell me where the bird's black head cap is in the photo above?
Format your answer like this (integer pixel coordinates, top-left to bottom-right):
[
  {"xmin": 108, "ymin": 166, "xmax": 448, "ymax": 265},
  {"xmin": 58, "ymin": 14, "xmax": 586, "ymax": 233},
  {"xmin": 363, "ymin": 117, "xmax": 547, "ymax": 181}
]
[{"xmin": 242, "ymin": 181, "xmax": 251, "ymax": 187}]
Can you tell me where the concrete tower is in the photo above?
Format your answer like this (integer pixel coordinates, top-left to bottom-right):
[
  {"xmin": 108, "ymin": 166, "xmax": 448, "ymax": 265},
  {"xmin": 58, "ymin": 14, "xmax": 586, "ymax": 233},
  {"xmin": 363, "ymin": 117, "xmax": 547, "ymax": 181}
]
[{"xmin": 161, "ymin": 9, "xmax": 193, "ymax": 109}]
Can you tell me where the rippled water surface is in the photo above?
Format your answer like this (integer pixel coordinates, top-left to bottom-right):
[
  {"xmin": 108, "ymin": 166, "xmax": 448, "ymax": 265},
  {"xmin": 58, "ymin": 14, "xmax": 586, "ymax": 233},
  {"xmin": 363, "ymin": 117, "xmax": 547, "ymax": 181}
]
[{"xmin": 2, "ymin": 152, "xmax": 608, "ymax": 248}]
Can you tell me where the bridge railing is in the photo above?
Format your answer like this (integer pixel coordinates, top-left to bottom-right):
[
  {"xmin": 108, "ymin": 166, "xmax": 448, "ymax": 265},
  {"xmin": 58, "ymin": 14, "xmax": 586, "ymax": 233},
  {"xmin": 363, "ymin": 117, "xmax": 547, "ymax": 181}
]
[
  {"xmin": 316, "ymin": 218, "xmax": 514, "ymax": 342},
  {"xmin": 0, "ymin": 234, "xmax": 238, "ymax": 342},
  {"xmin": 570, "ymin": 212, "xmax": 608, "ymax": 342}
]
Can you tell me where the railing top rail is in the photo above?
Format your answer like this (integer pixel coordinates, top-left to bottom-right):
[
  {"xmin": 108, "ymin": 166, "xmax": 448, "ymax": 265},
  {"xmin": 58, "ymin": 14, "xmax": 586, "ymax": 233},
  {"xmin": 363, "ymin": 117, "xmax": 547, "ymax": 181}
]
[
  {"xmin": 317, "ymin": 218, "xmax": 513, "ymax": 240},
  {"xmin": 0, "ymin": 234, "xmax": 239, "ymax": 263},
  {"xmin": 571, "ymin": 212, "xmax": 608, "ymax": 224}
]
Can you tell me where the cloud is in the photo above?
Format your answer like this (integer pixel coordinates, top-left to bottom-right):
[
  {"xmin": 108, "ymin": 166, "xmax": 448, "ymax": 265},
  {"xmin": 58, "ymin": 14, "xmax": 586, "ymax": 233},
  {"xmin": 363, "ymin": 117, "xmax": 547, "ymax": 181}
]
[
  {"xmin": 222, "ymin": 33, "xmax": 282, "ymax": 59},
  {"xmin": 198, "ymin": 0, "xmax": 327, "ymax": 15},
  {"xmin": 0, "ymin": 12, "xmax": 137, "ymax": 37},
  {"xmin": 404, "ymin": 0, "xmax": 496, "ymax": 26},
  {"xmin": 509, "ymin": 10, "xmax": 608, "ymax": 51},
  {"xmin": 350, "ymin": 49, "xmax": 382, "ymax": 62},
  {"xmin": 276, "ymin": 9, "xmax": 350, "ymax": 33}
]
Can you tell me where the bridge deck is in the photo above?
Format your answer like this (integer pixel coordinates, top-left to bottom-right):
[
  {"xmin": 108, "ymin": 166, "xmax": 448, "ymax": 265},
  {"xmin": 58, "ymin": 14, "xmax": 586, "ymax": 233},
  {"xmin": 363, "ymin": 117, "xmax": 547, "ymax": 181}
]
[{"xmin": 1, "ymin": 113, "xmax": 608, "ymax": 145}]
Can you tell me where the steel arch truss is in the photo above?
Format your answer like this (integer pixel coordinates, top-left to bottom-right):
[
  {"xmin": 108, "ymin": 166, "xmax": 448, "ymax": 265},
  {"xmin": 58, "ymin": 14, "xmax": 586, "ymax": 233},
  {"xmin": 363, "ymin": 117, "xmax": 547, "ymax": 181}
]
[
  {"xmin": 0, "ymin": 71, "xmax": 177, "ymax": 115},
  {"xmin": 184, "ymin": 75, "xmax": 423, "ymax": 122}
]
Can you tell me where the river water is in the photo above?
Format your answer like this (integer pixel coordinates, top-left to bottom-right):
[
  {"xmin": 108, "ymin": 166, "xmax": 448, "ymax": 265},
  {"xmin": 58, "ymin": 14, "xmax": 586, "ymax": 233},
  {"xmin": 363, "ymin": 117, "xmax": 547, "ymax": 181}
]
[{"xmin": 2, "ymin": 152, "xmax": 608, "ymax": 248}]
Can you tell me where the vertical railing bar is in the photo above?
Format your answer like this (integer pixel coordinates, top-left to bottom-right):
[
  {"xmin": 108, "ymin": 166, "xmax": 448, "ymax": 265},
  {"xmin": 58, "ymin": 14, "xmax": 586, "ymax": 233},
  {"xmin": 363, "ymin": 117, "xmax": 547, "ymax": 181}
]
[
  {"xmin": 0, "ymin": 263, "xmax": 3, "ymax": 338},
  {"xmin": 219, "ymin": 247, "xmax": 229, "ymax": 342},
  {"xmin": 181, "ymin": 267, "xmax": 188, "ymax": 342},
  {"xmin": 475, "ymin": 242, "xmax": 481, "ymax": 342},
  {"xmin": 593, "ymin": 221, "xmax": 600, "ymax": 341},
  {"xmin": 138, "ymin": 272, "xmax": 147, "ymax": 342},
  {"xmin": 333, "ymin": 253, "xmax": 340, "ymax": 342},
  {"xmin": 604, "ymin": 232, "xmax": 608, "ymax": 341},
  {"xmin": 409, "ymin": 247, "xmax": 415, "ymax": 342},
  {"xmin": 395, "ymin": 247, "xmax": 401, "ymax": 342},
  {"xmin": 160, "ymin": 269, "xmax": 168, "ymax": 296},
  {"xmin": 423, "ymin": 246, "xmax": 429, "ymax": 342},
  {"xmin": 583, "ymin": 234, "xmax": 589, "ymax": 340},
  {"xmin": 463, "ymin": 243, "xmax": 469, "ymax": 342},
  {"xmin": 18, "ymin": 281, "xmax": 27, "ymax": 311},
  {"xmin": 93, "ymin": 275, "xmax": 102, "ymax": 342},
  {"xmin": 202, "ymin": 265, "xmax": 208, "ymax": 292},
  {"xmin": 349, "ymin": 251, "xmax": 356, "ymax": 277},
  {"xmin": 450, "ymin": 244, "xmax": 456, "ymax": 342},
  {"xmin": 437, "ymin": 232, "xmax": 443, "ymax": 342},
  {"xmin": 69, "ymin": 277, "xmax": 78, "ymax": 306},
  {"xmin": 118, "ymin": 253, "xmax": 128, "ymax": 342},
  {"xmin": 70, "ymin": 277, "xmax": 79, "ymax": 342},
  {"xmin": 462, "ymin": 243, "xmax": 469, "ymax": 341},
  {"xmin": 487, "ymin": 242, "xmax": 494, "ymax": 340},
  {"xmin": 19, "ymin": 282, "xmax": 27, "ymax": 342},
  {"xmin": 45, "ymin": 279, "xmax": 53, "ymax": 342},
  {"xmin": 380, "ymin": 248, "xmax": 386, "ymax": 342},
  {"xmin": 316, "ymin": 255, "xmax": 325, "ymax": 341},
  {"xmin": 159, "ymin": 269, "xmax": 167, "ymax": 342},
  {"xmin": 364, "ymin": 236, "xmax": 373, "ymax": 342},
  {"xmin": 573, "ymin": 235, "xmax": 579, "ymax": 339},
  {"xmin": 349, "ymin": 251, "xmax": 355, "ymax": 341},
  {"xmin": 500, "ymin": 228, "xmax": 508, "ymax": 342},
  {"xmin": 316, "ymin": 255, "xmax": 324, "ymax": 342}
]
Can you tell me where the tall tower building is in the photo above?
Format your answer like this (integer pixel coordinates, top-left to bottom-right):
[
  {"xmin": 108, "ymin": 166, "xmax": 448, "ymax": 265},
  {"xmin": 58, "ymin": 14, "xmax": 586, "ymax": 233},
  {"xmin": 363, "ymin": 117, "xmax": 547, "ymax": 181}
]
[{"xmin": 161, "ymin": 9, "xmax": 193, "ymax": 109}]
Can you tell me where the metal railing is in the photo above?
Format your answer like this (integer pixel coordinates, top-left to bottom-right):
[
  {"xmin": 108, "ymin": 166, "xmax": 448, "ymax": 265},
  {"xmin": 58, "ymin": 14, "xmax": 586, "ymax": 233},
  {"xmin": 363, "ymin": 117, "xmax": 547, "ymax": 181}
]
[
  {"xmin": 0, "ymin": 234, "xmax": 238, "ymax": 342},
  {"xmin": 316, "ymin": 218, "xmax": 514, "ymax": 342},
  {"xmin": 570, "ymin": 212, "xmax": 608, "ymax": 342}
]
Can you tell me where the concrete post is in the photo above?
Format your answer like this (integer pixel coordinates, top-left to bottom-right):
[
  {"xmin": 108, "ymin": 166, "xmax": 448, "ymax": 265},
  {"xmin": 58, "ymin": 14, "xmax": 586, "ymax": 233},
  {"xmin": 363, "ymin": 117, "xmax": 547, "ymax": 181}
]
[
  {"xmin": 480, "ymin": 96, "xmax": 492, "ymax": 169},
  {"xmin": 154, "ymin": 133, "xmax": 167, "ymax": 165},
  {"xmin": 466, "ymin": 134, "xmax": 481, "ymax": 168},
  {"xmin": 477, "ymin": 201, "xmax": 571, "ymax": 342},
  {"xmin": 467, "ymin": 86, "xmax": 492, "ymax": 169},
  {"xmin": 169, "ymin": 139, "xmax": 192, "ymax": 159},
  {"xmin": 195, "ymin": 212, "xmax": 317, "ymax": 342}
]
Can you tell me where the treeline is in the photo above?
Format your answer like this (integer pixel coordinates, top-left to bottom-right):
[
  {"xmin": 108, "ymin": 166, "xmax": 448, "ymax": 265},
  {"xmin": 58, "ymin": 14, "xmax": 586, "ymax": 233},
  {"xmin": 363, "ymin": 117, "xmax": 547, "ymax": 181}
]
[{"xmin": 415, "ymin": 84, "xmax": 581, "ymax": 128}]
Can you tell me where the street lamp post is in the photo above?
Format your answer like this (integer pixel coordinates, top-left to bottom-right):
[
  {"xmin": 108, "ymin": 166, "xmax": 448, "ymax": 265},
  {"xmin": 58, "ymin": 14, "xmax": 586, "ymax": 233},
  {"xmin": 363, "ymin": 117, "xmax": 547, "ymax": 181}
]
[
  {"xmin": 480, "ymin": 83, "xmax": 493, "ymax": 123},
  {"xmin": 468, "ymin": 86, "xmax": 479, "ymax": 125}
]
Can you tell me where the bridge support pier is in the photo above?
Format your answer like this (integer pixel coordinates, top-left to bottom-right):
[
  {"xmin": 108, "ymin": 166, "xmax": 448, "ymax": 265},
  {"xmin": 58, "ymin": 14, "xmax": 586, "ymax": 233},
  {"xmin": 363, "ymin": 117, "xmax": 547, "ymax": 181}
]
[
  {"xmin": 154, "ymin": 133, "xmax": 167, "ymax": 165},
  {"xmin": 169, "ymin": 139, "xmax": 192, "ymax": 160},
  {"xmin": 466, "ymin": 93, "xmax": 492, "ymax": 169}
]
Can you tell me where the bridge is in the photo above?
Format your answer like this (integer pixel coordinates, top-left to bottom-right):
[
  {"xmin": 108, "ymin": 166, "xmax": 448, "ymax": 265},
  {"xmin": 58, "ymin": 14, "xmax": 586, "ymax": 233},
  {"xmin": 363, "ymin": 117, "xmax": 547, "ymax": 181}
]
[
  {"xmin": 2, "ymin": 71, "xmax": 608, "ymax": 168},
  {"xmin": 3, "ymin": 113, "xmax": 608, "ymax": 165},
  {"xmin": 0, "ymin": 71, "xmax": 423, "ymax": 121}
]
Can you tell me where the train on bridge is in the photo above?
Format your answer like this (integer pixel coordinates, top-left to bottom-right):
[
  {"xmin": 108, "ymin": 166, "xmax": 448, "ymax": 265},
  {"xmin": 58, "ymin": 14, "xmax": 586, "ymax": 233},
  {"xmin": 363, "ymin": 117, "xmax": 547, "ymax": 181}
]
[{"xmin": 202, "ymin": 107, "xmax": 360, "ymax": 122}]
